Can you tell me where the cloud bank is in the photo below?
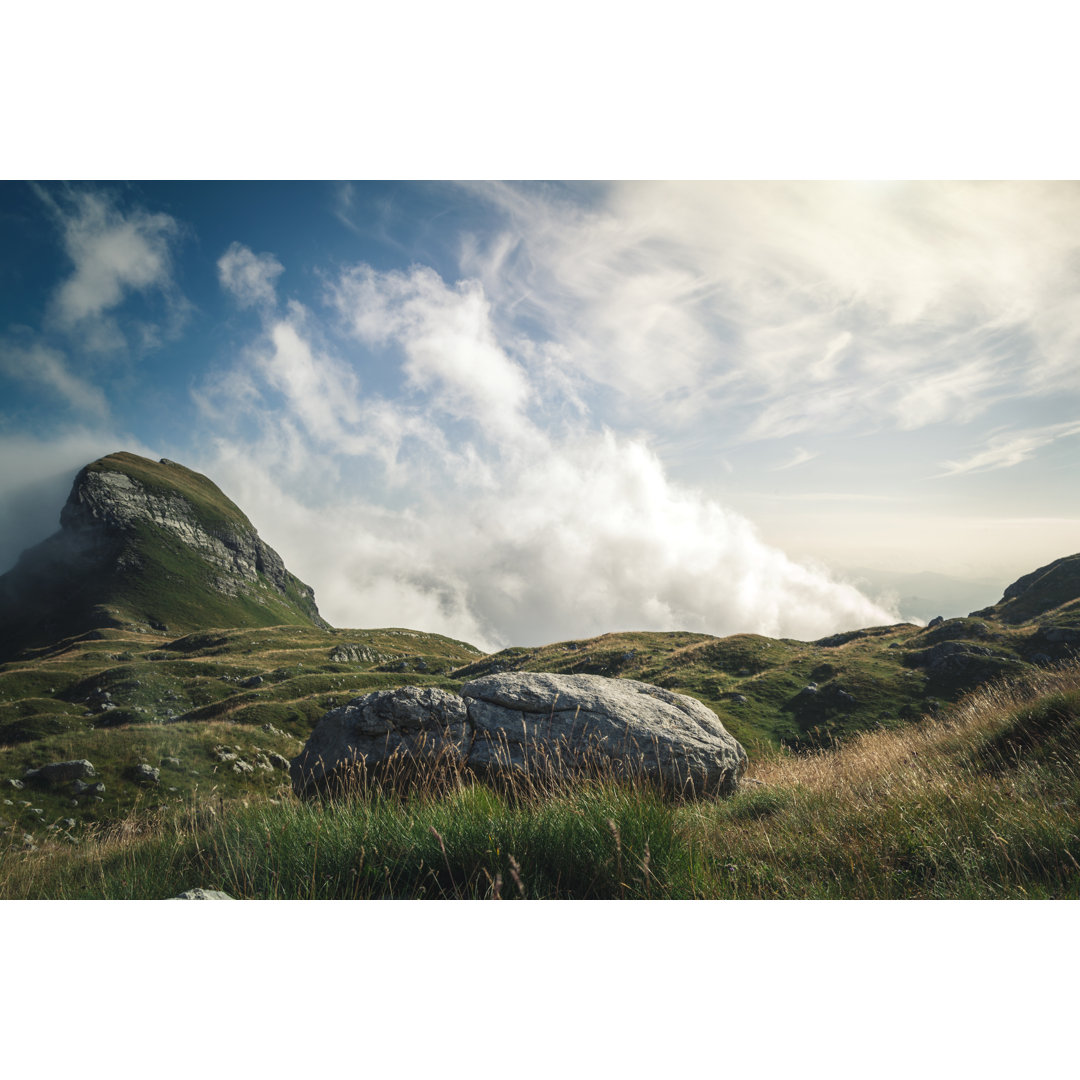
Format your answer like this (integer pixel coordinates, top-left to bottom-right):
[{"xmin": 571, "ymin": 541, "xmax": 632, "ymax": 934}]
[{"xmin": 201, "ymin": 254, "xmax": 898, "ymax": 650}]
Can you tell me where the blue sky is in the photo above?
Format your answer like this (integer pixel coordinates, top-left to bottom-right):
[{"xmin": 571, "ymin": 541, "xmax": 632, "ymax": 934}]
[{"xmin": 3, "ymin": 180, "xmax": 1080, "ymax": 650}]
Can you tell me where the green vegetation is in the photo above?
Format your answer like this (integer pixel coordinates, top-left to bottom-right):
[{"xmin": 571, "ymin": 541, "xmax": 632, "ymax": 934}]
[
  {"xmin": 4, "ymin": 455, "xmax": 1080, "ymax": 897},
  {"xmin": 3, "ymin": 662, "xmax": 1080, "ymax": 899}
]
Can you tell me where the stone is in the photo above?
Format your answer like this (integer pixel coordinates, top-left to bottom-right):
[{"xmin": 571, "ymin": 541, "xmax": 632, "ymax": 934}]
[
  {"xmin": 268, "ymin": 753, "xmax": 291, "ymax": 771},
  {"xmin": 927, "ymin": 615, "xmax": 945, "ymax": 628},
  {"xmin": 129, "ymin": 764, "xmax": 160, "ymax": 784},
  {"xmin": 242, "ymin": 675, "xmax": 264, "ymax": 688},
  {"xmin": 161, "ymin": 757, "xmax": 181, "ymax": 769},
  {"xmin": 291, "ymin": 674, "xmax": 747, "ymax": 799},
  {"xmin": 171, "ymin": 889, "xmax": 235, "ymax": 900},
  {"xmin": 24, "ymin": 760, "xmax": 96, "ymax": 784},
  {"xmin": 1041, "ymin": 626, "xmax": 1080, "ymax": 644},
  {"xmin": 462, "ymin": 673, "xmax": 747, "ymax": 796},
  {"xmin": 5, "ymin": 779, "xmax": 24, "ymax": 789},
  {"xmin": 231, "ymin": 760, "xmax": 254, "ymax": 775},
  {"xmin": 291, "ymin": 686, "xmax": 469, "ymax": 794}
]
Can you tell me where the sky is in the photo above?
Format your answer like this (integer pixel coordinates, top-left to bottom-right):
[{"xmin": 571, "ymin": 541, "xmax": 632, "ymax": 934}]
[{"xmin": 3, "ymin": 179, "xmax": 1080, "ymax": 651}]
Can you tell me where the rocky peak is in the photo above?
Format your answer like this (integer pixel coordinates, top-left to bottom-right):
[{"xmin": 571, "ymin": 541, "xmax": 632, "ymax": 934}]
[{"xmin": 0, "ymin": 452, "xmax": 327, "ymax": 655}]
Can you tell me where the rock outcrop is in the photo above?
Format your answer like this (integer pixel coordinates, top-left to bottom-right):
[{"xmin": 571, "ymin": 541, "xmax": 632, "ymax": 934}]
[
  {"xmin": 291, "ymin": 673, "xmax": 747, "ymax": 798},
  {"xmin": 0, "ymin": 452, "xmax": 327, "ymax": 655}
]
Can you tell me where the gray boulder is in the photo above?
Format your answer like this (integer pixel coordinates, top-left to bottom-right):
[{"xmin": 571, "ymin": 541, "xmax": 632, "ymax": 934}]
[
  {"xmin": 171, "ymin": 889, "xmax": 235, "ymax": 900},
  {"xmin": 291, "ymin": 673, "xmax": 747, "ymax": 798},
  {"xmin": 463, "ymin": 672, "xmax": 747, "ymax": 796},
  {"xmin": 291, "ymin": 686, "xmax": 468, "ymax": 793},
  {"xmin": 24, "ymin": 760, "xmax": 96, "ymax": 784},
  {"xmin": 129, "ymin": 764, "xmax": 160, "ymax": 784}
]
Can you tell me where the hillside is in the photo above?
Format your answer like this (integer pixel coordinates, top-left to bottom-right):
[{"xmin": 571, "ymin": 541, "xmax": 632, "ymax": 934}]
[
  {"xmin": 451, "ymin": 551, "xmax": 1080, "ymax": 752},
  {"xmin": 2, "ymin": 451, "xmax": 1080, "ymax": 878},
  {"xmin": 0, "ymin": 452, "xmax": 327, "ymax": 657}
]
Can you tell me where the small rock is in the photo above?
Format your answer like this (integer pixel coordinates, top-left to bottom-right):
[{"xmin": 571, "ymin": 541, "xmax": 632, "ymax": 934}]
[
  {"xmin": 5, "ymin": 779, "xmax": 25, "ymax": 790},
  {"xmin": 62, "ymin": 818, "xmax": 76, "ymax": 829},
  {"xmin": 130, "ymin": 764, "xmax": 160, "ymax": 784},
  {"xmin": 268, "ymin": 753, "xmax": 291, "ymax": 771},
  {"xmin": 231, "ymin": 760, "xmax": 254, "ymax": 775},
  {"xmin": 161, "ymin": 757, "xmax": 181, "ymax": 769},
  {"xmin": 927, "ymin": 616, "xmax": 945, "ymax": 628},
  {"xmin": 171, "ymin": 889, "xmax": 235, "ymax": 900},
  {"xmin": 242, "ymin": 675, "xmax": 263, "ymax": 688}
]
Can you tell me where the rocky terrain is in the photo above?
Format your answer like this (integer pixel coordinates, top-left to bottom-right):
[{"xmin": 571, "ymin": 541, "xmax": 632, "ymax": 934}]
[{"xmin": 3, "ymin": 451, "xmax": 1080, "ymax": 857}]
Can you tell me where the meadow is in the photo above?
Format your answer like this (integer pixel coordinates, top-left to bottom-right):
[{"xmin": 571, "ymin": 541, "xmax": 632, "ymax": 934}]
[{"xmin": 4, "ymin": 659, "xmax": 1078, "ymax": 899}]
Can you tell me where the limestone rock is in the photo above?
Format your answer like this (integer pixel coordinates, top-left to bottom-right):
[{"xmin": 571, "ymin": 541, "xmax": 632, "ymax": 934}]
[
  {"xmin": 292, "ymin": 673, "xmax": 747, "ymax": 798},
  {"xmin": 129, "ymin": 764, "xmax": 160, "ymax": 784},
  {"xmin": 171, "ymin": 889, "xmax": 235, "ymax": 900},
  {"xmin": 24, "ymin": 760, "xmax": 96, "ymax": 784},
  {"xmin": 291, "ymin": 686, "xmax": 468, "ymax": 793},
  {"xmin": 462, "ymin": 672, "xmax": 747, "ymax": 796}
]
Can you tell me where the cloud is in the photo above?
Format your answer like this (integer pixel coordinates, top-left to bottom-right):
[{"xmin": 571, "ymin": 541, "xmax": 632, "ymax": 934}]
[
  {"xmin": 461, "ymin": 181, "xmax": 1080, "ymax": 450},
  {"xmin": 329, "ymin": 264, "xmax": 533, "ymax": 440},
  {"xmin": 0, "ymin": 429, "xmax": 157, "ymax": 573},
  {"xmin": 0, "ymin": 341, "xmax": 109, "ymax": 418},
  {"xmin": 936, "ymin": 421, "xmax": 1080, "ymax": 477},
  {"xmin": 196, "ymin": 259, "xmax": 898, "ymax": 649},
  {"xmin": 217, "ymin": 242, "xmax": 284, "ymax": 308},
  {"xmin": 774, "ymin": 447, "xmax": 817, "ymax": 471},
  {"xmin": 38, "ymin": 187, "xmax": 182, "ymax": 350}
]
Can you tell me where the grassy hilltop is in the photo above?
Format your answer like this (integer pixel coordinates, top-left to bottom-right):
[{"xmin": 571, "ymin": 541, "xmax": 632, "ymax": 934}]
[{"xmin": 2, "ymin": 452, "xmax": 1080, "ymax": 898}]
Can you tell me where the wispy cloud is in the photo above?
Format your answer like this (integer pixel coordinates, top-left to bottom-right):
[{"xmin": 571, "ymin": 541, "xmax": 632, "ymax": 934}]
[
  {"xmin": 0, "ymin": 341, "xmax": 109, "ymax": 418},
  {"xmin": 773, "ymin": 447, "xmax": 817, "ymax": 470},
  {"xmin": 462, "ymin": 181, "xmax": 1080, "ymax": 454},
  {"xmin": 936, "ymin": 421, "xmax": 1080, "ymax": 477}
]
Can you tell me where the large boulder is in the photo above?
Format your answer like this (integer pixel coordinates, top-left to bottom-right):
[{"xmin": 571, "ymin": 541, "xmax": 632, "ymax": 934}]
[
  {"xmin": 290, "ymin": 686, "xmax": 469, "ymax": 794},
  {"xmin": 291, "ymin": 673, "xmax": 747, "ymax": 798},
  {"xmin": 463, "ymin": 672, "xmax": 747, "ymax": 796}
]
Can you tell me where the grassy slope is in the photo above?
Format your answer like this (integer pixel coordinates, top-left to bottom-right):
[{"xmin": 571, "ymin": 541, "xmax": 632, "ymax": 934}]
[
  {"xmin": 3, "ymin": 660, "xmax": 1080, "ymax": 899},
  {"xmin": 0, "ymin": 624, "xmax": 483, "ymax": 835}
]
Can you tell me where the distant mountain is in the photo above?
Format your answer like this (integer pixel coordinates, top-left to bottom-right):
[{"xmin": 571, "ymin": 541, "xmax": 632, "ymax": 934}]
[
  {"xmin": 837, "ymin": 566, "xmax": 1001, "ymax": 624},
  {"xmin": 0, "ymin": 452, "xmax": 327, "ymax": 657}
]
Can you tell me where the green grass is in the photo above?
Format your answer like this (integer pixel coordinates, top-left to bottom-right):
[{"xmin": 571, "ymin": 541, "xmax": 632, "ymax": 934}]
[{"xmin": 5, "ymin": 661, "xmax": 1080, "ymax": 899}]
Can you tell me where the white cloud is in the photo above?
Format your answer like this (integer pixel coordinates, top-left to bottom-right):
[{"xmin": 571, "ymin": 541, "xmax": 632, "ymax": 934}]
[
  {"xmin": 217, "ymin": 242, "xmax": 284, "ymax": 308},
  {"xmin": 197, "ymin": 260, "xmax": 899, "ymax": 649},
  {"xmin": 41, "ymin": 188, "xmax": 181, "ymax": 349},
  {"xmin": 936, "ymin": 421, "xmax": 1080, "ymax": 477},
  {"xmin": 0, "ymin": 341, "xmax": 109, "ymax": 418},
  {"xmin": 329, "ymin": 264, "xmax": 533, "ymax": 440},
  {"xmin": 462, "ymin": 181, "xmax": 1080, "ymax": 453}
]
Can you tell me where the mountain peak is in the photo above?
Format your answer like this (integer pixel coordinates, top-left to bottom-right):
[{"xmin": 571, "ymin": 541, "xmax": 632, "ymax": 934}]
[{"xmin": 0, "ymin": 452, "xmax": 327, "ymax": 657}]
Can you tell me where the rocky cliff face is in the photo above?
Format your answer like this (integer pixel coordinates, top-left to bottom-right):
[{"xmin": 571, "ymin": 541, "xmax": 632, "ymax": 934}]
[
  {"xmin": 60, "ymin": 459, "xmax": 316, "ymax": 609},
  {"xmin": 0, "ymin": 452, "xmax": 327, "ymax": 655}
]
